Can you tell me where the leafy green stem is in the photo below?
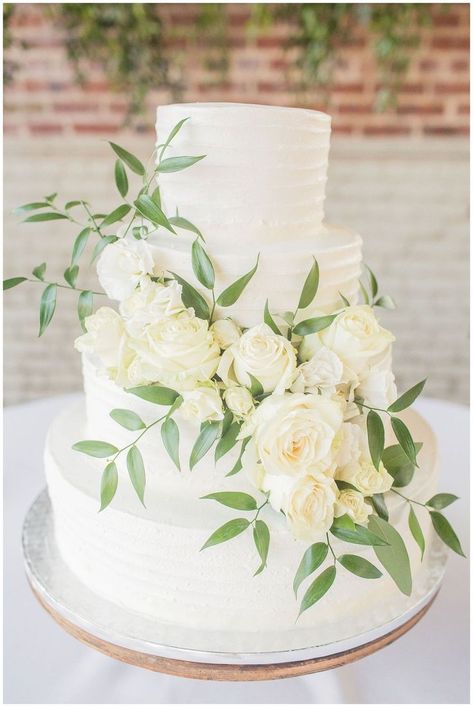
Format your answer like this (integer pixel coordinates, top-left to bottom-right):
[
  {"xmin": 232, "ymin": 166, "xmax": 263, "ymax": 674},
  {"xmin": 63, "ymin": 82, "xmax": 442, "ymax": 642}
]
[
  {"xmin": 391, "ymin": 489, "xmax": 426, "ymax": 508},
  {"xmin": 25, "ymin": 277, "xmax": 104, "ymax": 296},
  {"xmin": 111, "ymin": 412, "xmax": 168, "ymax": 463},
  {"xmin": 326, "ymin": 532, "xmax": 337, "ymax": 563}
]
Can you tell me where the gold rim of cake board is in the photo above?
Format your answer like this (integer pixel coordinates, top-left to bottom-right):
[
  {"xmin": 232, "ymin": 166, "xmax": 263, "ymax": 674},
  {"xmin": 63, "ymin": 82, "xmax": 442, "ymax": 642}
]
[{"xmin": 29, "ymin": 580, "xmax": 438, "ymax": 681}]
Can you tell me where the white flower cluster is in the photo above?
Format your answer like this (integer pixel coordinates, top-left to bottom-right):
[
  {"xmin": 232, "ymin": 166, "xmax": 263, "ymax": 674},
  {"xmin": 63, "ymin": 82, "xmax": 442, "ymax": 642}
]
[{"xmin": 77, "ymin": 235, "xmax": 396, "ymax": 542}]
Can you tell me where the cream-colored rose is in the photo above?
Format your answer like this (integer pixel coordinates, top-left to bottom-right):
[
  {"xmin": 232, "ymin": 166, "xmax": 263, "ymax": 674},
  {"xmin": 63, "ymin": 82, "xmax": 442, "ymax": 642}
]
[
  {"xmin": 97, "ymin": 237, "xmax": 158, "ymax": 301},
  {"xmin": 129, "ymin": 310, "xmax": 220, "ymax": 391},
  {"xmin": 120, "ymin": 279, "xmax": 184, "ymax": 337},
  {"xmin": 291, "ymin": 346, "xmax": 344, "ymax": 393},
  {"xmin": 74, "ymin": 307, "xmax": 134, "ymax": 386},
  {"xmin": 180, "ymin": 385, "xmax": 224, "ymax": 423},
  {"xmin": 218, "ymin": 323, "xmax": 297, "ymax": 394},
  {"xmin": 357, "ymin": 348, "xmax": 397, "ymax": 410},
  {"xmin": 300, "ymin": 305, "xmax": 395, "ymax": 378},
  {"xmin": 223, "ymin": 385, "xmax": 254, "ymax": 418},
  {"xmin": 243, "ymin": 393, "xmax": 344, "ymax": 478},
  {"xmin": 286, "ymin": 474, "xmax": 338, "ymax": 542},
  {"xmin": 336, "ymin": 457, "xmax": 393, "ymax": 496},
  {"xmin": 210, "ymin": 318, "xmax": 241, "ymax": 350},
  {"xmin": 333, "ymin": 422, "xmax": 365, "ymax": 468},
  {"xmin": 335, "ymin": 489, "xmax": 372, "ymax": 524}
]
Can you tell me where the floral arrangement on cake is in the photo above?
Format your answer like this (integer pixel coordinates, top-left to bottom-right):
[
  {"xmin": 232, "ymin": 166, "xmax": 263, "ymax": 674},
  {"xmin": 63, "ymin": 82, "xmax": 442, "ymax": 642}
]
[{"xmin": 5, "ymin": 118, "xmax": 464, "ymax": 617}]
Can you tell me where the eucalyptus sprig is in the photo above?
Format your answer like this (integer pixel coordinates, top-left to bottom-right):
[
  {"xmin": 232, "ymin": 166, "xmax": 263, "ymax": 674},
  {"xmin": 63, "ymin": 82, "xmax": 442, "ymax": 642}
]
[{"xmin": 200, "ymin": 493, "xmax": 270, "ymax": 575}]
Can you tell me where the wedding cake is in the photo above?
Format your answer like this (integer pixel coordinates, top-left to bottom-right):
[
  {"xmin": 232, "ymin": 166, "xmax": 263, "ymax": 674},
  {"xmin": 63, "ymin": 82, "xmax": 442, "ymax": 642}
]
[{"xmin": 9, "ymin": 103, "xmax": 462, "ymax": 653}]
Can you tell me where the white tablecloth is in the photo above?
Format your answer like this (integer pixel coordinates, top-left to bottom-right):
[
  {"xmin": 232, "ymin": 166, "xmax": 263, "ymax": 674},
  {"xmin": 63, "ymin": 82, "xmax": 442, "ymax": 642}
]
[{"xmin": 4, "ymin": 395, "xmax": 469, "ymax": 704}]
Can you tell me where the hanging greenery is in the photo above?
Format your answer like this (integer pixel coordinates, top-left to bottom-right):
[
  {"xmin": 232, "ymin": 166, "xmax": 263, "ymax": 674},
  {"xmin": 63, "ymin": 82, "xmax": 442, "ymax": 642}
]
[{"xmin": 4, "ymin": 3, "xmax": 434, "ymax": 115}]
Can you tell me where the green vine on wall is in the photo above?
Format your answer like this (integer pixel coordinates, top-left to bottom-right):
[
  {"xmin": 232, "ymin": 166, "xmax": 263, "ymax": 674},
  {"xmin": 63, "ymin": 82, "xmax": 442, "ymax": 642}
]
[{"xmin": 4, "ymin": 3, "xmax": 435, "ymax": 116}]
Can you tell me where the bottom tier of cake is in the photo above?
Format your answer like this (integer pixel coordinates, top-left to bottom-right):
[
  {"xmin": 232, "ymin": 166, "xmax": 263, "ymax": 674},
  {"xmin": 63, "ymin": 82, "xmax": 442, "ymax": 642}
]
[{"xmin": 45, "ymin": 401, "xmax": 439, "ymax": 650}]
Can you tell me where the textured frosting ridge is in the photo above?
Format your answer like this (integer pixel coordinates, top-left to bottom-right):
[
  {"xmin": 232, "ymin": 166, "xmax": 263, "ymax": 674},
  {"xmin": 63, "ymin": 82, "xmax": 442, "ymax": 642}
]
[{"xmin": 156, "ymin": 103, "xmax": 331, "ymax": 250}]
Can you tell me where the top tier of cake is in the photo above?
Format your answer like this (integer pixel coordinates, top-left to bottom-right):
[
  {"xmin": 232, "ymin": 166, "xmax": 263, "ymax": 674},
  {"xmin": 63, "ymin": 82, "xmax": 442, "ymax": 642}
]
[{"xmin": 156, "ymin": 103, "xmax": 331, "ymax": 251}]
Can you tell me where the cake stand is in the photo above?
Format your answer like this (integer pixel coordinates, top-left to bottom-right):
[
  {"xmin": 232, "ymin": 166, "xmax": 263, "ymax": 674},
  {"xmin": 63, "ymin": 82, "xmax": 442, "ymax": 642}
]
[{"xmin": 23, "ymin": 489, "xmax": 447, "ymax": 681}]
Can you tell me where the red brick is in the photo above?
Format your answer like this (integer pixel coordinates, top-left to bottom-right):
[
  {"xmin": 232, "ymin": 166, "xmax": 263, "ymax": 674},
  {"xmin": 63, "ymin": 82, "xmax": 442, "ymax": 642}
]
[
  {"xmin": 452, "ymin": 60, "xmax": 469, "ymax": 71},
  {"xmin": 83, "ymin": 81, "xmax": 110, "ymax": 92},
  {"xmin": 338, "ymin": 104, "xmax": 371, "ymax": 114},
  {"xmin": 458, "ymin": 104, "xmax": 470, "ymax": 115},
  {"xmin": 270, "ymin": 59, "xmax": 290, "ymax": 71},
  {"xmin": 53, "ymin": 102, "xmax": 99, "ymax": 112},
  {"xmin": 423, "ymin": 125, "xmax": 469, "ymax": 135},
  {"xmin": 397, "ymin": 104, "xmax": 443, "ymax": 115},
  {"xmin": 30, "ymin": 124, "xmax": 63, "ymax": 135},
  {"xmin": 74, "ymin": 123, "xmax": 120, "ymax": 134},
  {"xmin": 363, "ymin": 125, "xmax": 411, "ymax": 136},
  {"xmin": 435, "ymin": 82, "xmax": 470, "ymax": 94},
  {"xmin": 332, "ymin": 82, "xmax": 364, "ymax": 93},
  {"xmin": 257, "ymin": 37, "xmax": 284, "ymax": 49},
  {"xmin": 432, "ymin": 37, "xmax": 469, "ymax": 50},
  {"xmin": 257, "ymin": 81, "xmax": 291, "ymax": 92},
  {"xmin": 419, "ymin": 59, "xmax": 437, "ymax": 71},
  {"xmin": 332, "ymin": 124, "xmax": 354, "ymax": 134},
  {"xmin": 433, "ymin": 13, "xmax": 461, "ymax": 27}
]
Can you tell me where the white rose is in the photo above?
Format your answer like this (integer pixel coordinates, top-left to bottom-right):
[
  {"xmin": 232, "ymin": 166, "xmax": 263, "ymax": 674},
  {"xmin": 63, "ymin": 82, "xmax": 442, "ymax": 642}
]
[
  {"xmin": 218, "ymin": 323, "xmax": 297, "ymax": 394},
  {"xmin": 333, "ymin": 422, "xmax": 365, "ymax": 468},
  {"xmin": 97, "ymin": 237, "xmax": 158, "ymax": 301},
  {"xmin": 120, "ymin": 279, "xmax": 184, "ymax": 337},
  {"xmin": 74, "ymin": 307, "xmax": 134, "ymax": 386},
  {"xmin": 210, "ymin": 318, "xmax": 241, "ymax": 350},
  {"xmin": 300, "ymin": 305, "xmax": 395, "ymax": 377},
  {"xmin": 129, "ymin": 310, "xmax": 220, "ymax": 391},
  {"xmin": 223, "ymin": 385, "xmax": 254, "ymax": 418},
  {"xmin": 180, "ymin": 385, "xmax": 224, "ymax": 423},
  {"xmin": 336, "ymin": 457, "xmax": 393, "ymax": 496},
  {"xmin": 357, "ymin": 348, "xmax": 397, "ymax": 410},
  {"xmin": 286, "ymin": 474, "xmax": 338, "ymax": 542},
  {"xmin": 291, "ymin": 346, "xmax": 344, "ymax": 393},
  {"xmin": 242, "ymin": 393, "xmax": 344, "ymax": 479},
  {"xmin": 335, "ymin": 489, "xmax": 372, "ymax": 524}
]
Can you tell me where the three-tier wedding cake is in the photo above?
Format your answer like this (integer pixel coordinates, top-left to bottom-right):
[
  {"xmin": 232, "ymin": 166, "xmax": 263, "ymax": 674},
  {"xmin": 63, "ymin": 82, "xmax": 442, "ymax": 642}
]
[{"xmin": 25, "ymin": 103, "xmax": 459, "ymax": 653}]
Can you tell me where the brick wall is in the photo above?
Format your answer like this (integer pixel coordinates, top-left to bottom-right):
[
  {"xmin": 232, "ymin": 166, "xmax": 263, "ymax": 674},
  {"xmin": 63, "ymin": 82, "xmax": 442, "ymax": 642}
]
[{"xmin": 4, "ymin": 3, "xmax": 470, "ymax": 137}]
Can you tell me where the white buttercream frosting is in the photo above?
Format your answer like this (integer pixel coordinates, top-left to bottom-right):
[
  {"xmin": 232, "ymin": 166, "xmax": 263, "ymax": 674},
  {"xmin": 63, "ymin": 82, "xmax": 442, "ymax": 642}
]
[{"xmin": 156, "ymin": 103, "xmax": 331, "ymax": 251}]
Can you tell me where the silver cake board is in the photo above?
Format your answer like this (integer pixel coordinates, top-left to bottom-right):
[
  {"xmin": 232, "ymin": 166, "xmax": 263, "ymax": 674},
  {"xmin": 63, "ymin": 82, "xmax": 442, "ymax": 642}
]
[{"xmin": 23, "ymin": 490, "xmax": 447, "ymax": 681}]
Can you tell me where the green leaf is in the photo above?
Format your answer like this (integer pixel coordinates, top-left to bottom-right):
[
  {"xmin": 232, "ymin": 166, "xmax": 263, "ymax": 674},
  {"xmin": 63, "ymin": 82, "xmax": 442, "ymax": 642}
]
[
  {"xmin": 191, "ymin": 239, "xmax": 215, "ymax": 289},
  {"xmin": 215, "ymin": 421, "xmax": 240, "ymax": 462},
  {"xmin": 367, "ymin": 410, "xmax": 385, "ymax": 470},
  {"xmin": 109, "ymin": 142, "xmax": 145, "ymax": 175},
  {"xmin": 221, "ymin": 408, "xmax": 233, "ymax": 437},
  {"xmin": 298, "ymin": 257, "xmax": 319, "ymax": 309},
  {"xmin": 391, "ymin": 417, "xmax": 419, "ymax": 467},
  {"xmin": 426, "ymin": 493, "xmax": 459, "ymax": 510},
  {"xmin": 253, "ymin": 520, "xmax": 270, "ymax": 575},
  {"xmin": 339, "ymin": 291, "xmax": 350, "ymax": 307},
  {"xmin": 408, "ymin": 506, "xmax": 425, "ymax": 559},
  {"xmin": 168, "ymin": 215, "xmax": 204, "ymax": 240},
  {"xmin": 226, "ymin": 437, "xmax": 250, "ymax": 477},
  {"xmin": 169, "ymin": 272, "xmax": 210, "ymax": 320},
  {"xmin": 161, "ymin": 416, "xmax": 180, "ymax": 471},
  {"xmin": 365, "ymin": 264, "xmax": 378, "ymax": 299},
  {"xmin": 100, "ymin": 462, "xmax": 118, "ymax": 512},
  {"xmin": 32, "ymin": 262, "xmax": 46, "ymax": 280},
  {"xmin": 388, "ymin": 379, "xmax": 426, "ymax": 413},
  {"xmin": 371, "ymin": 493, "xmax": 389, "ymax": 521},
  {"xmin": 248, "ymin": 374, "xmax": 263, "ymax": 397},
  {"xmin": 158, "ymin": 117, "xmax": 189, "ymax": 159},
  {"xmin": 72, "ymin": 440, "xmax": 118, "ymax": 458},
  {"xmin": 151, "ymin": 186, "xmax": 161, "ymax": 207},
  {"xmin": 202, "ymin": 491, "xmax": 257, "ymax": 511},
  {"xmin": 293, "ymin": 542, "xmax": 328, "ymax": 597},
  {"xmin": 359, "ymin": 279, "xmax": 370, "ymax": 304},
  {"xmin": 216, "ymin": 254, "xmax": 260, "ymax": 307},
  {"xmin": 77, "ymin": 290, "xmax": 93, "ymax": 331},
  {"xmin": 23, "ymin": 212, "xmax": 68, "ymax": 222},
  {"xmin": 190, "ymin": 420, "xmax": 221, "ymax": 470},
  {"xmin": 201, "ymin": 518, "xmax": 250, "ymax": 550},
  {"xmin": 332, "ymin": 513, "xmax": 356, "ymax": 531},
  {"xmin": 156, "ymin": 155, "xmax": 205, "ymax": 173},
  {"xmin": 330, "ymin": 524, "xmax": 389, "ymax": 546},
  {"xmin": 292, "ymin": 314, "xmax": 337, "ymax": 337},
  {"xmin": 114, "ymin": 159, "xmax": 128, "ymax": 198},
  {"xmin": 298, "ymin": 565, "xmax": 336, "ymax": 617},
  {"xmin": 338, "ymin": 554, "xmax": 382, "ymax": 579},
  {"xmin": 3, "ymin": 277, "xmax": 27, "ymax": 290},
  {"xmin": 374, "ymin": 295, "xmax": 396, "ymax": 309},
  {"xmin": 127, "ymin": 446, "xmax": 146, "ymax": 506},
  {"xmin": 64, "ymin": 265, "xmax": 79, "ymax": 288},
  {"xmin": 429, "ymin": 511, "xmax": 465, "ymax": 557},
  {"xmin": 44, "ymin": 192, "xmax": 57, "ymax": 203},
  {"xmin": 38, "ymin": 283, "xmax": 57, "ymax": 336},
  {"xmin": 110, "ymin": 408, "xmax": 145, "ymax": 431},
  {"xmin": 71, "ymin": 227, "xmax": 90, "ymax": 266},
  {"xmin": 65, "ymin": 200, "xmax": 82, "ymax": 210},
  {"xmin": 369, "ymin": 516, "xmax": 412, "ymax": 595},
  {"xmin": 134, "ymin": 195, "xmax": 176, "ymax": 234},
  {"xmin": 382, "ymin": 442, "xmax": 422, "ymax": 487},
  {"xmin": 128, "ymin": 384, "xmax": 179, "ymax": 406},
  {"xmin": 14, "ymin": 201, "xmax": 49, "ymax": 213},
  {"xmin": 91, "ymin": 235, "xmax": 118, "ymax": 263},
  {"xmin": 101, "ymin": 204, "xmax": 131, "ymax": 228},
  {"xmin": 264, "ymin": 300, "xmax": 282, "ymax": 335}
]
